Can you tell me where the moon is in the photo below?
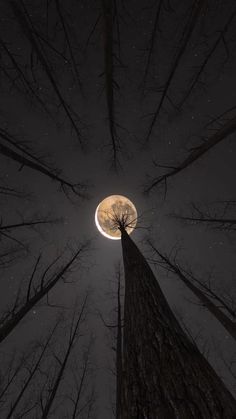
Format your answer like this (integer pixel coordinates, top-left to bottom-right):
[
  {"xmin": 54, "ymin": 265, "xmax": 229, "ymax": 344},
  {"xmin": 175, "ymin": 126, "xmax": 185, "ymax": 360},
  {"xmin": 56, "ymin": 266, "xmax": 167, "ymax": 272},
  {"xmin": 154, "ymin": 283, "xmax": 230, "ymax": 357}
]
[{"xmin": 95, "ymin": 195, "xmax": 137, "ymax": 240}]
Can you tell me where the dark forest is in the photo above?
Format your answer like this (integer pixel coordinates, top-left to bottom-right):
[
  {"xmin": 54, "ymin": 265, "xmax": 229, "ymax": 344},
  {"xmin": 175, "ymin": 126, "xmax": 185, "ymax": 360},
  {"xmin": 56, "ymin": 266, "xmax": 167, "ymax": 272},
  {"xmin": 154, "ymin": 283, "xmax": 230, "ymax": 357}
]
[{"xmin": 0, "ymin": 0, "xmax": 236, "ymax": 417}]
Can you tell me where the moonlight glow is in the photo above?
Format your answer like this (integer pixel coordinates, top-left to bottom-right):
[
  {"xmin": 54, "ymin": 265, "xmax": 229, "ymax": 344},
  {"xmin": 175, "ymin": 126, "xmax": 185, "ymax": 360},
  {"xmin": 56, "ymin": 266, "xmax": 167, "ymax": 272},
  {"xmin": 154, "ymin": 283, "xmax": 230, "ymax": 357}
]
[{"xmin": 95, "ymin": 195, "xmax": 137, "ymax": 240}]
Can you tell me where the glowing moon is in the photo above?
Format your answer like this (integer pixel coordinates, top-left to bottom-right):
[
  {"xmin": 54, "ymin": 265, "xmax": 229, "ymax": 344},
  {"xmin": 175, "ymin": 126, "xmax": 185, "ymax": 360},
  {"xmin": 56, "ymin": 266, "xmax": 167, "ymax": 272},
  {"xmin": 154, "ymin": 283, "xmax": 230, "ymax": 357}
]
[{"xmin": 95, "ymin": 195, "xmax": 137, "ymax": 240}]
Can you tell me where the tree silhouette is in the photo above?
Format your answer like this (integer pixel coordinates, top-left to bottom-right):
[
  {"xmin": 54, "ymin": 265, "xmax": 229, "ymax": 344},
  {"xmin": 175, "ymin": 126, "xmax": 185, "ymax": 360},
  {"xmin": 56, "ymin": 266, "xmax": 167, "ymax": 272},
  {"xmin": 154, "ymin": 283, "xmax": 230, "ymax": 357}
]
[
  {"xmin": 147, "ymin": 239, "xmax": 236, "ymax": 341},
  {"xmin": 0, "ymin": 0, "xmax": 236, "ymax": 416},
  {"xmin": 41, "ymin": 295, "xmax": 88, "ymax": 418},
  {"xmin": 0, "ymin": 242, "xmax": 89, "ymax": 344},
  {"xmin": 119, "ymin": 223, "xmax": 236, "ymax": 417},
  {"xmin": 145, "ymin": 0, "xmax": 205, "ymax": 143},
  {"xmin": 0, "ymin": 127, "xmax": 87, "ymax": 199},
  {"xmin": 145, "ymin": 114, "xmax": 236, "ymax": 194},
  {"xmin": 171, "ymin": 201, "xmax": 236, "ymax": 232}
]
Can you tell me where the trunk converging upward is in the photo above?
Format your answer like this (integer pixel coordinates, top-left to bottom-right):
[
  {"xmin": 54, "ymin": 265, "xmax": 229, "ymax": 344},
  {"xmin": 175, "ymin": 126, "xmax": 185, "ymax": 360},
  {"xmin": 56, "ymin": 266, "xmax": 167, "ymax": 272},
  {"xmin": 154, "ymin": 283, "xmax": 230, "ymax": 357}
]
[{"xmin": 120, "ymin": 227, "xmax": 236, "ymax": 418}]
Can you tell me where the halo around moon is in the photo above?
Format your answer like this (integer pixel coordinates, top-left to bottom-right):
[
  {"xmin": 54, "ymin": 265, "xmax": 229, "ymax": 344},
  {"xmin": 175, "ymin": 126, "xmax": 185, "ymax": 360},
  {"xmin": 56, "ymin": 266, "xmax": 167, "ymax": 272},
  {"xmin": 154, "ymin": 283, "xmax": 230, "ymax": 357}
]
[{"xmin": 95, "ymin": 195, "xmax": 137, "ymax": 240}]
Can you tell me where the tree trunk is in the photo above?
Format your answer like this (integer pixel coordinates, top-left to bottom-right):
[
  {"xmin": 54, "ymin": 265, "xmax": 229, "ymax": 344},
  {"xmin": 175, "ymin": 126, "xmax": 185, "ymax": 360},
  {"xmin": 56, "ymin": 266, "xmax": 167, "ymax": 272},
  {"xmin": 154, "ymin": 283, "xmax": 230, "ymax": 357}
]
[{"xmin": 121, "ymin": 229, "xmax": 236, "ymax": 418}]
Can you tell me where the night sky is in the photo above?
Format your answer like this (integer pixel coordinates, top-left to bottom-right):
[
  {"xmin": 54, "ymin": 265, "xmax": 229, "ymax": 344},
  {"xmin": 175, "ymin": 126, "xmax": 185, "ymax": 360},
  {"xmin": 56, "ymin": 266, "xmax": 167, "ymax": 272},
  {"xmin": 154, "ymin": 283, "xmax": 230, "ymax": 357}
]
[{"xmin": 0, "ymin": 0, "xmax": 236, "ymax": 417}]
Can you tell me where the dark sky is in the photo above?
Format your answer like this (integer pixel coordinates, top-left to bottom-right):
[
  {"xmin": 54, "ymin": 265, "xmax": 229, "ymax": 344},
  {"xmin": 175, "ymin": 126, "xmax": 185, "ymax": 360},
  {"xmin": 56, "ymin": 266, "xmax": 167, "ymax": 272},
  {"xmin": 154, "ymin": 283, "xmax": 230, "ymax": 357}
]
[{"xmin": 0, "ymin": 0, "xmax": 236, "ymax": 417}]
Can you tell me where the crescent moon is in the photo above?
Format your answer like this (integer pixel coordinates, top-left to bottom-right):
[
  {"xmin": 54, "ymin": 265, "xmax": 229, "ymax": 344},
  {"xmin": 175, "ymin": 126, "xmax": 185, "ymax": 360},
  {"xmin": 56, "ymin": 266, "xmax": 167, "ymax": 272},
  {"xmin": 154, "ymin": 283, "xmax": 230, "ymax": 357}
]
[{"xmin": 95, "ymin": 195, "xmax": 137, "ymax": 240}]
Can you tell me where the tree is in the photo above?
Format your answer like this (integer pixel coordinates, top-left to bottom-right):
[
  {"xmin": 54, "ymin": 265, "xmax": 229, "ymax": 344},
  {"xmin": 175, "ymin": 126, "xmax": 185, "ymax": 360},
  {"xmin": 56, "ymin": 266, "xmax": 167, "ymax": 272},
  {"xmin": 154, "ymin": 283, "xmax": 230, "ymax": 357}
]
[
  {"xmin": 54, "ymin": 0, "xmax": 83, "ymax": 94},
  {"xmin": 0, "ymin": 214, "xmax": 60, "ymax": 249},
  {"xmin": 0, "ymin": 127, "xmax": 87, "ymax": 199},
  {"xmin": 0, "ymin": 241, "xmax": 89, "ymax": 344},
  {"xmin": 171, "ymin": 201, "xmax": 236, "ymax": 232},
  {"xmin": 10, "ymin": 0, "xmax": 85, "ymax": 146},
  {"xmin": 144, "ymin": 114, "xmax": 236, "ymax": 194},
  {"xmin": 145, "ymin": 0, "xmax": 205, "ymax": 143},
  {"xmin": 98, "ymin": 263, "xmax": 123, "ymax": 419},
  {"xmin": 101, "ymin": 0, "xmax": 123, "ymax": 169},
  {"xmin": 139, "ymin": 0, "xmax": 164, "ymax": 94},
  {"xmin": 67, "ymin": 336, "xmax": 95, "ymax": 419},
  {"xmin": 0, "ymin": 351, "xmax": 27, "ymax": 407},
  {"xmin": 108, "ymin": 214, "xmax": 236, "ymax": 417},
  {"xmin": 146, "ymin": 239, "xmax": 236, "ymax": 341},
  {"xmin": 177, "ymin": 9, "xmax": 236, "ymax": 109},
  {"xmin": 40, "ymin": 294, "xmax": 89, "ymax": 418},
  {"xmin": 0, "ymin": 305, "xmax": 95, "ymax": 418},
  {"xmin": 4, "ymin": 320, "xmax": 59, "ymax": 419}
]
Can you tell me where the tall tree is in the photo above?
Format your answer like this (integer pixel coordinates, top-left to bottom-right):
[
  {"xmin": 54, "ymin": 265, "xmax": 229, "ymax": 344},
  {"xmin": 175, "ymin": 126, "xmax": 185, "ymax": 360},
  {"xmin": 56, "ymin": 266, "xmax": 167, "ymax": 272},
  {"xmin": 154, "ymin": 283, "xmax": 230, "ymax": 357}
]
[
  {"xmin": 140, "ymin": 0, "xmax": 164, "ymax": 94},
  {"xmin": 5, "ymin": 321, "xmax": 59, "ymax": 419},
  {"xmin": 101, "ymin": 0, "xmax": 126, "ymax": 169},
  {"xmin": 97, "ymin": 263, "xmax": 123, "ymax": 419},
  {"xmin": 0, "ymin": 242, "xmax": 89, "ymax": 344},
  {"xmin": 144, "ymin": 114, "xmax": 236, "ymax": 194},
  {"xmin": 147, "ymin": 239, "xmax": 236, "ymax": 341},
  {"xmin": 41, "ymin": 294, "xmax": 88, "ymax": 418},
  {"xmin": 0, "ymin": 128, "xmax": 87, "ymax": 199},
  {"xmin": 177, "ymin": 9, "xmax": 236, "ymax": 109},
  {"xmin": 145, "ymin": 0, "xmax": 205, "ymax": 143},
  {"xmin": 110, "ymin": 215, "xmax": 236, "ymax": 417},
  {"xmin": 10, "ymin": 0, "xmax": 85, "ymax": 146},
  {"xmin": 68, "ymin": 337, "xmax": 95, "ymax": 419}
]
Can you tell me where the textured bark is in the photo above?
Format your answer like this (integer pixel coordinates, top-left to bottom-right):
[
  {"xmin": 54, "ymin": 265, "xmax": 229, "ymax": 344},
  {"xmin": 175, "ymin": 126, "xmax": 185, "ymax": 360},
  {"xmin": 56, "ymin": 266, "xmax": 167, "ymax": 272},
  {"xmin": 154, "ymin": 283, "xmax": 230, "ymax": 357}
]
[{"xmin": 121, "ymin": 229, "xmax": 236, "ymax": 418}]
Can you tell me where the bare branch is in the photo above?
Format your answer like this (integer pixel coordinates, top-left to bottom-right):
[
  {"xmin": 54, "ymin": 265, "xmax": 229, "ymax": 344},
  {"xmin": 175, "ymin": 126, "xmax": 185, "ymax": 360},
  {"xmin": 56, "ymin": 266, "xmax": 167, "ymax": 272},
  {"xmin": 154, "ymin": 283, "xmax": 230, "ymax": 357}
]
[
  {"xmin": 0, "ymin": 129, "xmax": 88, "ymax": 199},
  {"xmin": 11, "ymin": 0, "xmax": 85, "ymax": 146},
  {"xmin": 145, "ymin": 0, "xmax": 205, "ymax": 142},
  {"xmin": 178, "ymin": 9, "xmax": 236, "ymax": 109},
  {"xmin": 144, "ymin": 114, "xmax": 236, "ymax": 194},
  {"xmin": 0, "ymin": 242, "xmax": 89, "ymax": 344},
  {"xmin": 147, "ymin": 239, "xmax": 236, "ymax": 341}
]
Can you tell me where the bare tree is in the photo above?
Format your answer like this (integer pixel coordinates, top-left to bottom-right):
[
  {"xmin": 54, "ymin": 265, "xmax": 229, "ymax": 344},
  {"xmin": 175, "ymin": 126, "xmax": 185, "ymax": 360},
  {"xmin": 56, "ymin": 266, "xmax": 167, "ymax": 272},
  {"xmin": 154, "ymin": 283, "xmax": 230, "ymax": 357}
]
[
  {"xmin": 107, "ymin": 214, "xmax": 236, "ymax": 417},
  {"xmin": 146, "ymin": 239, "xmax": 236, "ymax": 341},
  {"xmin": 171, "ymin": 201, "xmax": 236, "ymax": 232},
  {"xmin": 177, "ymin": 8, "xmax": 236, "ymax": 109},
  {"xmin": 68, "ymin": 337, "xmax": 95, "ymax": 419},
  {"xmin": 0, "ymin": 214, "xmax": 60, "ymax": 248},
  {"xmin": 0, "ymin": 241, "xmax": 89, "ymax": 344},
  {"xmin": 0, "ymin": 351, "xmax": 26, "ymax": 406},
  {"xmin": 145, "ymin": 0, "xmax": 205, "ymax": 143},
  {"xmin": 0, "ymin": 36, "xmax": 53, "ymax": 118},
  {"xmin": 97, "ymin": 263, "xmax": 123, "ymax": 419},
  {"xmin": 140, "ymin": 0, "xmax": 164, "ymax": 94},
  {"xmin": 40, "ymin": 294, "xmax": 88, "ymax": 418},
  {"xmin": 0, "ymin": 218, "xmax": 57, "ymax": 233},
  {"xmin": 4, "ymin": 320, "xmax": 59, "ymax": 419},
  {"xmin": 0, "ymin": 127, "xmax": 87, "ymax": 199},
  {"xmin": 144, "ymin": 114, "xmax": 236, "ymax": 194},
  {"xmin": 0, "ymin": 311, "xmax": 95, "ymax": 418},
  {"xmin": 54, "ymin": 0, "xmax": 83, "ymax": 93},
  {"xmin": 10, "ymin": 0, "xmax": 85, "ymax": 146},
  {"xmin": 0, "ymin": 213, "xmax": 59, "ymax": 258},
  {"xmin": 101, "ymin": 0, "xmax": 123, "ymax": 170}
]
